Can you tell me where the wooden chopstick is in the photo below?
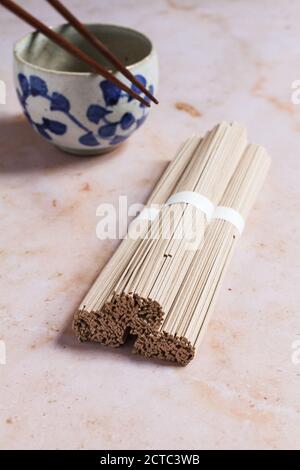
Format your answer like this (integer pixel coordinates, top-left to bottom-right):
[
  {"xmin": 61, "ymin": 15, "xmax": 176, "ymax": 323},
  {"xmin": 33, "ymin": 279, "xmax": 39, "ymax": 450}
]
[
  {"xmin": 46, "ymin": 0, "xmax": 158, "ymax": 105},
  {"xmin": 0, "ymin": 0, "xmax": 150, "ymax": 107}
]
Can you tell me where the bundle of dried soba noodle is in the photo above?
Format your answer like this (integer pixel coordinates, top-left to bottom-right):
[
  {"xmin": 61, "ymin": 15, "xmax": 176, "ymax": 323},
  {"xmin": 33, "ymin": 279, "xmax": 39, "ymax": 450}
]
[{"xmin": 73, "ymin": 122, "xmax": 270, "ymax": 365}]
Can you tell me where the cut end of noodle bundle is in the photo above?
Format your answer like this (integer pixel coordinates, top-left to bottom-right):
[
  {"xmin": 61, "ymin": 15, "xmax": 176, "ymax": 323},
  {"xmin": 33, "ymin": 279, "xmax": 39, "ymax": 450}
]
[{"xmin": 73, "ymin": 293, "xmax": 194, "ymax": 365}]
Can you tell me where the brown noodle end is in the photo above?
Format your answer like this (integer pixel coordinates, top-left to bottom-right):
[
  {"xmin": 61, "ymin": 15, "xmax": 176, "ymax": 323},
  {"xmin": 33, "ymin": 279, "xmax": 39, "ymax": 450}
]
[
  {"xmin": 133, "ymin": 331, "xmax": 195, "ymax": 366},
  {"xmin": 73, "ymin": 293, "xmax": 194, "ymax": 365}
]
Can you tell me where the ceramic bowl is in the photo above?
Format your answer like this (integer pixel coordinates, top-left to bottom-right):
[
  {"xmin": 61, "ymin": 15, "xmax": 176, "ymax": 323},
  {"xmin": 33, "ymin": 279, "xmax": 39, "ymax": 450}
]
[{"xmin": 14, "ymin": 24, "xmax": 158, "ymax": 155}]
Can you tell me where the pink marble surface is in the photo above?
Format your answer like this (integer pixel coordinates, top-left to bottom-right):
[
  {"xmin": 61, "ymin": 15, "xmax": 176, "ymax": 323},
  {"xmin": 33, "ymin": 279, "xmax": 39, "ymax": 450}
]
[{"xmin": 0, "ymin": 0, "xmax": 300, "ymax": 450}]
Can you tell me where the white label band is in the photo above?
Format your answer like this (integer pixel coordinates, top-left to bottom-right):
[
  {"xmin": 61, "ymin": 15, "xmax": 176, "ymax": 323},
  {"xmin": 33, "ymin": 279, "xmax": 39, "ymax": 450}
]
[
  {"xmin": 212, "ymin": 206, "xmax": 245, "ymax": 234},
  {"xmin": 165, "ymin": 191, "xmax": 215, "ymax": 222},
  {"xmin": 133, "ymin": 198, "xmax": 245, "ymax": 235}
]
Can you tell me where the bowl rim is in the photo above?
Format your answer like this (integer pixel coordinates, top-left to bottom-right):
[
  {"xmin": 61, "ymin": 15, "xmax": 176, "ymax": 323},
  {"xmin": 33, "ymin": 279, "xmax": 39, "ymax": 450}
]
[{"xmin": 14, "ymin": 23, "xmax": 155, "ymax": 76}]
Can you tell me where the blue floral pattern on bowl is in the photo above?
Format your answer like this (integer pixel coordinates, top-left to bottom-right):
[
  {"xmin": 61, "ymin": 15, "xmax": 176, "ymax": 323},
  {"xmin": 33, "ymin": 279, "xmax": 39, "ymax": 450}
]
[{"xmin": 16, "ymin": 73, "xmax": 154, "ymax": 149}]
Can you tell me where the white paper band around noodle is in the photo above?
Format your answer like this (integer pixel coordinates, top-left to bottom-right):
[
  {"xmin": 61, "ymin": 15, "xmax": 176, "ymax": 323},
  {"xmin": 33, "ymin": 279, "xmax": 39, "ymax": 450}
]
[
  {"xmin": 212, "ymin": 206, "xmax": 245, "ymax": 235},
  {"xmin": 135, "ymin": 196, "xmax": 245, "ymax": 235},
  {"xmin": 165, "ymin": 191, "xmax": 215, "ymax": 222}
]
